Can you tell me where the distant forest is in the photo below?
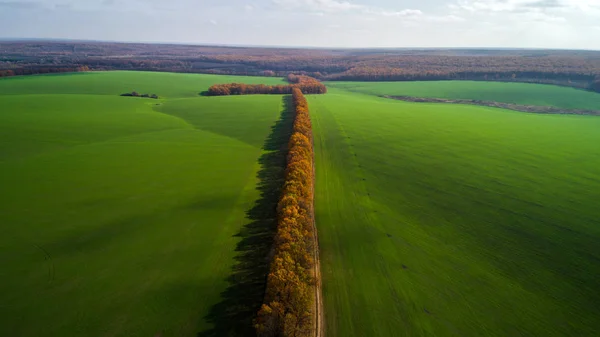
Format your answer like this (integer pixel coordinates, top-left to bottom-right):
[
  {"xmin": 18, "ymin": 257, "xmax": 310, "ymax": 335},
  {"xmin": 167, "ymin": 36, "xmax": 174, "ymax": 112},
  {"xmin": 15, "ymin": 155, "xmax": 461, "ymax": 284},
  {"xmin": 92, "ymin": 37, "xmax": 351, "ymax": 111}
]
[{"xmin": 1, "ymin": 41, "xmax": 600, "ymax": 92}]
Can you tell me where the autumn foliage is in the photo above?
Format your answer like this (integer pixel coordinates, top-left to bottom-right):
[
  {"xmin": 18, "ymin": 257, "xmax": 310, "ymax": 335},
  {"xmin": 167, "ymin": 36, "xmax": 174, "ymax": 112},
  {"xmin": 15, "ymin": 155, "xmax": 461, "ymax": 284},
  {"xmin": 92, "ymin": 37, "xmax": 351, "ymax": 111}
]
[
  {"xmin": 255, "ymin": 88, "xmax": 317, "ymax": 337},
  {"xmin": 5, "ymin": 41, "xmax": 600, "ymax": 91},
  {"xmin": 325, "ymin": 65, "xmax": 598, "ymax": 85},
  {"xmin": 0, "ymin": 66, "xmax": 89, "ymax": 78},
  {"xmin": 207, "ymin": 76, "xmax": 326, "ymax": 96},
  {"xmin": 287, "ymin": 74, "xmax": 328, "ymax": 94},
  {"xmin": 207, "ymin": 83, "xmax": 295, "ymax": 96},
  {"xmin": 0, "ymin": 70, "xmax": 15, "ymax": 77}
]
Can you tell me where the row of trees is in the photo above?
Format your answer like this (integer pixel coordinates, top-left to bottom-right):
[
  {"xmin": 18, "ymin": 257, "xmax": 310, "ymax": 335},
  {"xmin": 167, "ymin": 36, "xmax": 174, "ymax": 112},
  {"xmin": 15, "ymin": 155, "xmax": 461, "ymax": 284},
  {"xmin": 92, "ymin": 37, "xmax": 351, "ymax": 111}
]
[
  {"xmin": 286, "ymin": 74, "xmax": 328, "ymax": 94},
  {"xmin": 207, "ymin": 83, "xmax": 297, "ymax": 96},
  {"xmin": 0, "ymin": 66, "xmax": 90, "ymax": 77},
  {"xmin": 120, "ymin": 91, "xmax": 159, "ymax": 99},
  {"xmin": 325, "ymin": 66, "xmax": 598, "ymax": 89},
  {"xmin": 593, "ymin": 77, "xmax": 600, "ymax": 93},
  {"xmin": 207, "ymin": 76, "xmax": 326, "ymax": 96},
  {"xmin": 255, "ymin": 88, "xmax": 316, "ymax": 337}
]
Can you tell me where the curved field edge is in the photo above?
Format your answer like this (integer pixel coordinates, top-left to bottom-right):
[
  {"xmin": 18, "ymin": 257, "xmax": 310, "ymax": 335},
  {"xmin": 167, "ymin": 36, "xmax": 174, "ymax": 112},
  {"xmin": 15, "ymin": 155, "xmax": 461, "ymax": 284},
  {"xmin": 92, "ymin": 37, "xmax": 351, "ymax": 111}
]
[
  {"xmin": 0, "ymin": 71, "xmax": 287, "ymax": 98},
  {"xmin": 309, "ymin": 91, "xmax": 600, "ymax": 336},
  {"xmin": 325, "ymin": 80, "xmax": 600, "ymax": 110},
  {"xmin": 383, "ymin": 95, "xmax": 600, "ymax": 116},
  {"xmin": 0, "ymin": 72, "xmax": 289, "ymax": 337}
]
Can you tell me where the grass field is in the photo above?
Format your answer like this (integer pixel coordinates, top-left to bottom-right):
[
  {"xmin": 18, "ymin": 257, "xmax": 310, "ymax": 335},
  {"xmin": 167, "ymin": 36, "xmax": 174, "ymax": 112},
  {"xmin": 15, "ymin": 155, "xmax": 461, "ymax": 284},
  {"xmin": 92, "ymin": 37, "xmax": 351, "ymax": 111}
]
[
  {"xmin": 0, "ymin": 71, "xmax": 285, "ymax": 98},
  {"xmin": 4, "ymin": 72, "xmax": 600, "ymax": 336},
  {"xmin": 0, "ymin": 72, "xmax": 287, "ymax": 336},
  {"xmin": 326, "ymin": 81, "xmax": 600, "ymax": 109},
  {"xmin": 309, "ymin": 89, "xmax": 600, "ymax": 336}
]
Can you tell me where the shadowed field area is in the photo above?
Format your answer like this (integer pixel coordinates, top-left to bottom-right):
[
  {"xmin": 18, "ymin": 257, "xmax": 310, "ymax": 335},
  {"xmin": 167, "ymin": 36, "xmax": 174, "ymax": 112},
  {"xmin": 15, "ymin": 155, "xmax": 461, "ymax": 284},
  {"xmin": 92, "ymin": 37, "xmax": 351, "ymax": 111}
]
[
  {"xmin": 199, "ymin": 96, "xmax": 295, "ymax": 336},
  {"xmin": 0, "ymin": 72, "xmax": 285, "ymax": 336}
]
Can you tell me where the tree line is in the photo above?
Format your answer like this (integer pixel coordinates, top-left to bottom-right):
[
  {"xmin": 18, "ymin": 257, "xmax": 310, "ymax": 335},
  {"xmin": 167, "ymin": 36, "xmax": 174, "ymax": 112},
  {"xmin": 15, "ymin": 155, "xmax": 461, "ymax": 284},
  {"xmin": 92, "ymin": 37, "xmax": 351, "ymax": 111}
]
[
  {"xmin": 207, "ymin": 83, "xmax": 296, "ymax": 96},
  {"xmin": 255, "ymin": 88, "xmax": 317, "ymax": 337},
  {"xmin": 325, "ymin": 66, "xmax": 600, "ymax": 90},
  {"xmin": 207, "ymin": 76, "xmax": 326, "ymax": 96},
  {"xmin": 4, "ymin": 41, "xmax": 600, "ymax": 92},
  {"xmin": 120, "ymin": 91, "xmax": 159, "ymax": 99},
  {"xmin": 593, "ymin": 77, "xmax": 600, "ymax": 93},
  {"xmin": 0, "ymin": 66, "xmax": 90, "ymax": 78},
  {"xmin": 286, "ymin": 74, "xmax": 328, "ymax": 94}
]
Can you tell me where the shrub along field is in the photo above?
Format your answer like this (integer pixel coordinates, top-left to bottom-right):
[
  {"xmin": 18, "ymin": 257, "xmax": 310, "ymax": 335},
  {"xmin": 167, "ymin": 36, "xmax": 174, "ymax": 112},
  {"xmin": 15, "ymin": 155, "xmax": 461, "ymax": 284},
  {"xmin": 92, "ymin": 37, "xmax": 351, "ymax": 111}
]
[
  {"xmin": 309, "ymin": 88, "xmax": 600, "ymax": 336},
  {"xmin": 326, "ymin": 81, "xmax": 600, "ymax": 109},
  {"xmin": 0, "ymin": 72, "xmax": 287, "ymax": 336}
]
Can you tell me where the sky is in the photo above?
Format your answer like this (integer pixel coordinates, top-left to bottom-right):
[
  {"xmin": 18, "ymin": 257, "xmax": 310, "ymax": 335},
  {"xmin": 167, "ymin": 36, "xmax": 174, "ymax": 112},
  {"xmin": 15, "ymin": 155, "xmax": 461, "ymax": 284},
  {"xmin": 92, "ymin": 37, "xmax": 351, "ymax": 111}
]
[{"xmin": 1, "ymin": 0, "xmax": 599, "ymax": 49}]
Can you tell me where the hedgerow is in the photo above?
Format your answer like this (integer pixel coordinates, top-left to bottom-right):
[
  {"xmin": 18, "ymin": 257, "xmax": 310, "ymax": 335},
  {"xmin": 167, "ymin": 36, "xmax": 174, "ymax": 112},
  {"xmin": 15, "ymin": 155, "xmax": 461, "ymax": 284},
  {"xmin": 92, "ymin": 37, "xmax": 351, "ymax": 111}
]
[{"xmin": 255, "ymin": 88, "xmax": 316, "ymax": 337}]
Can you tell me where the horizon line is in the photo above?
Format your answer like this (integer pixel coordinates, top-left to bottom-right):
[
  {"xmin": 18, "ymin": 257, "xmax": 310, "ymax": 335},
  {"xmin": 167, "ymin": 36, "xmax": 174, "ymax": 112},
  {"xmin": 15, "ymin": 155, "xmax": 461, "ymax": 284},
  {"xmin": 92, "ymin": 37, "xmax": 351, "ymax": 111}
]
[{"xmin": 1, "ymin": 37, "xmax": 599, "ymax": 52}]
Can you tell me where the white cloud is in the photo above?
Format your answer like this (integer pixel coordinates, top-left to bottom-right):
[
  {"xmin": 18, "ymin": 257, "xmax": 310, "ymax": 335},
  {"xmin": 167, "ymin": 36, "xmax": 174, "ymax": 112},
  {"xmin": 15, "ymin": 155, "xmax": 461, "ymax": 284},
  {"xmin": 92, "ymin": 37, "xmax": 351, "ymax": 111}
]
[
  {"xmin": 272, "ymin": 0, "xmax": 423, "ymax": 18},
  {"xmin": 568, "ymin": 0, "xmax": 600, "ymax": 10},
  {"xmin": 427, "ymin": 15, "xmax": 465, "ymax": 23},
  {"xmin": 454, "ymin": 0, "xmax": 533, "ymax": 13},
  {"xmin": 2, "ymin": 0, "xmax": 599, "ymax": 49},
  {"xmin": 374, "ymin": 9, "xmax": 423, "ymax": 17},
  {"xmin": 269, "ymin": 0, "xmax": 469, "ymax": 34},
  {"xmin": 271, "ymin": 0, "xmax": 362, "ymax": 12},
  {"xmin": 453, "ymin": 0, "xmax": 600, "ymax": 14},
  {"xmin": 449, "ymin": 0, "xmax": 572, "ymax": 25},
  {"xmin": 367, "ymin": 10, "xmax": 464, "ymax": 23},
  {"xmin": 518, "ymin": 11, "xmax": 566, "ymax": 22}
]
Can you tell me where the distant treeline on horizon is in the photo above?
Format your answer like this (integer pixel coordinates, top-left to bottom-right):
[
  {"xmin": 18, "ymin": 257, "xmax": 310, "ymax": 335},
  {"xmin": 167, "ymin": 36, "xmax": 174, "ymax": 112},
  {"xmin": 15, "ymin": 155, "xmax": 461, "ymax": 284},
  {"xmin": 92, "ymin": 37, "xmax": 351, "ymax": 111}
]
[{"xmin": 1, "ymin": 41, "xmax": 599, "ymax": 92}]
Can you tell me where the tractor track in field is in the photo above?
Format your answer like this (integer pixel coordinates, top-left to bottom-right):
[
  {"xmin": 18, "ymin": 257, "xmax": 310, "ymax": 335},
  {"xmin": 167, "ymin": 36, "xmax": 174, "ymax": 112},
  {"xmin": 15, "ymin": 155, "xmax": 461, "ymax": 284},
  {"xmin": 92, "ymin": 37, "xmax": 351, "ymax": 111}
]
[
  {"xmin": 383, "ymin": 95, "xmax": 600, "ymax": 116},
  {"xmin": 312, "ymin": 215, "xmax": 323, "ymax": 337},
  {"xmin": 311, "ymin": 95, "xmax": 325, "ymax": 337},
  {"xmin": 33, "ymin": 244, "xmax": 55, "ymax": 284},
  {"xmin": 310, "ymin": 95, "xmax": 461, "ymax": 337},
  {"xmin": 309, "ymin": 169, "xmax": 323, "ymax": 337}
]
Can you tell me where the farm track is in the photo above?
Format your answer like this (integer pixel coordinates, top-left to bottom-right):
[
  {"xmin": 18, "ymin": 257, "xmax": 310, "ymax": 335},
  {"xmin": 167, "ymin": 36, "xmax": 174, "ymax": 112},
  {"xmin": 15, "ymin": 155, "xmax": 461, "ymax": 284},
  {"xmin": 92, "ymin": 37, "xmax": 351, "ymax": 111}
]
[
  {"xmin": 383, "ymin": 95, "xmax": 600, "ymax": 116},
  {"xmin": 311, "ymin": 98, "xmax": 324, "ymax": 337},
  {"xmin": 313, "ymin": 217, "xmax": 323, "ymax": 337}
]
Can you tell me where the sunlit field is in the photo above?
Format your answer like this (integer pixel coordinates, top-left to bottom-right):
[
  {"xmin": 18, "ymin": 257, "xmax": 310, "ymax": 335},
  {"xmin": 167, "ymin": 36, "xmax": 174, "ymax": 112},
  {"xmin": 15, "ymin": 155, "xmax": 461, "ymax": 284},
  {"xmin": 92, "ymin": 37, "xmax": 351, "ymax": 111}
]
[
  {"xmin": 310, "ymin": 88, "xmax": 600, "ymax": 336},
  {"xmin": 326, "ymin": 81, "xmax": 600, "ymax": 109}
]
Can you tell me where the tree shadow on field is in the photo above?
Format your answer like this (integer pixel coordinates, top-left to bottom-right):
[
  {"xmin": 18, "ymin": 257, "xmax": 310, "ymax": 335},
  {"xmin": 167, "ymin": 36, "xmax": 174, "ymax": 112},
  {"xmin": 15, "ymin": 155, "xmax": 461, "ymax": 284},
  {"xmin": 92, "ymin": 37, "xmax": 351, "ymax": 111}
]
[{"xmin": 198, "ymin": 96, "xmax": 295, "ymax": 337}]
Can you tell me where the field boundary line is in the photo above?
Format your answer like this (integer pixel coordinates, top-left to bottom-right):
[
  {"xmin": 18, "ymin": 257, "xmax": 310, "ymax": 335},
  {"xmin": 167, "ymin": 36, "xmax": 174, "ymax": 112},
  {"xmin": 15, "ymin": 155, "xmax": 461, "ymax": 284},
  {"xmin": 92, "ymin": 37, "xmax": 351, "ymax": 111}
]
[
  {"xmin": 383, "ymin": 95, "xmax": 600, "ymax": 116},
  {"xmin": 254, "ymin": 88, "xmax": 325, "ymax": 337},
  {"xmin": 311, "ymin": 96, "xmax": 324, "ymax": 337}
]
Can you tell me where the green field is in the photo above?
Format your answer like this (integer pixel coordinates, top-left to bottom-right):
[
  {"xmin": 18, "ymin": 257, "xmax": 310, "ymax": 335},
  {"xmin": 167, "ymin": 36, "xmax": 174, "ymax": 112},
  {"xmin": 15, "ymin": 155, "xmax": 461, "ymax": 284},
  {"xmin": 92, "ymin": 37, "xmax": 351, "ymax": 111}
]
[
  {"xmin": 309, "ymin": 89, "xmax": 600, "ymax": 336},
  {"xmin": 326, "ymin": 81, "xmax": 600, "ymax": 109},
  {"xmin": 3, "ymin": 72, "xmax": 600, "ymax": 337},
  {"xmin": 0, "ymin": 71, "xmax": 285, "ymax": 98},
  {"xmin": 0, "ymin": 72, "xmax": 287, "ymax": 336}
]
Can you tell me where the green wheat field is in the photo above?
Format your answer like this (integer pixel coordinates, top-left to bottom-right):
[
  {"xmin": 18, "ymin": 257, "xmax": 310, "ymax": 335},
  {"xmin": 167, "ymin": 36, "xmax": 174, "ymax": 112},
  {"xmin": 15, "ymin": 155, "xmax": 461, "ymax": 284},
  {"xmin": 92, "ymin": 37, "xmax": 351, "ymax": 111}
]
[{"xmin": 1, "ymin": 72, "xmax": 599, "ymax": 336}]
